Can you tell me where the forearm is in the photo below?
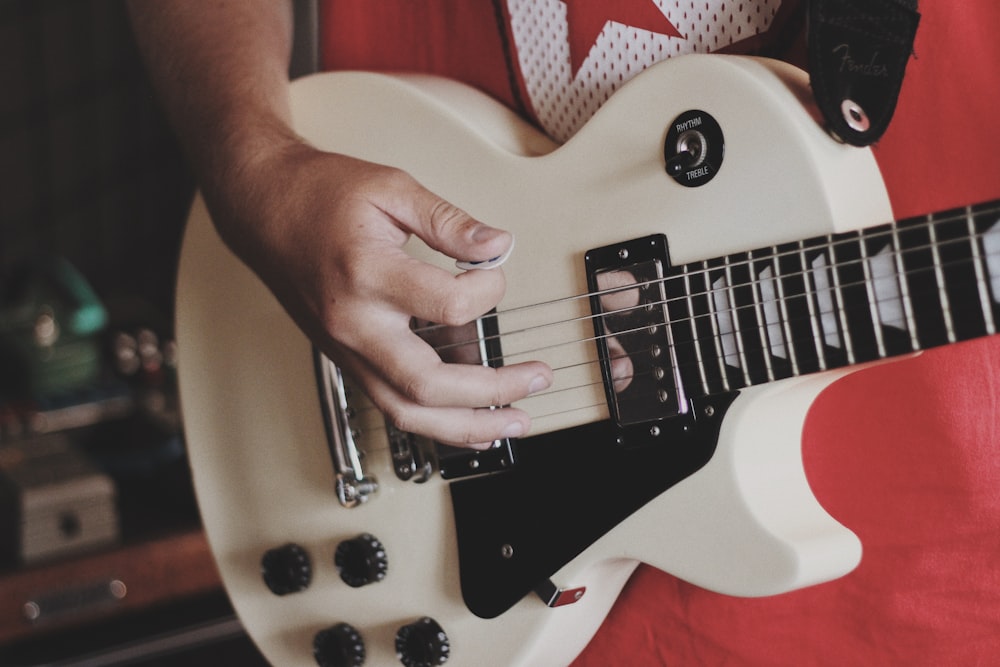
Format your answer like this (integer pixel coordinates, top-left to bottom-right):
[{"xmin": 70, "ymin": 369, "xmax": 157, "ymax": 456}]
[
  {"xmin": 128, "ymin": 0, "xmax": 311, "ymax": 274},
  {"xmin": 129, "ymin": 1, "xmax": 548, "ymax": 446},
  {"xmin": 127, "ymin": 1, "xmax": 299, "ymax": 202}
]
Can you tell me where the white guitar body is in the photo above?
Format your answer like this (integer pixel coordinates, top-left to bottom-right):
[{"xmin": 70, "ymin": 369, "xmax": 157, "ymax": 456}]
[{"xmin": 176, "ymin": 56, "xmax": 894, "ymax": 666}]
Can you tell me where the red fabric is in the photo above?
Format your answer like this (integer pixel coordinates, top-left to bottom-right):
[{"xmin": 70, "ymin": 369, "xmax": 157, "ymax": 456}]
[
  {"xmin": 577, "ymin": 4, "xmax": 1000, "ymax": 665},
  {"xmin": 319, "ymin": 2, "xmax": 518, "ymax": 112},
  {"xmin": 874, "ymin": 3, "xmax": 1000, "ymax": 221},
  {"xmin": 318, "ymin": 1, "xmax": 1000, "ymax": 664}
]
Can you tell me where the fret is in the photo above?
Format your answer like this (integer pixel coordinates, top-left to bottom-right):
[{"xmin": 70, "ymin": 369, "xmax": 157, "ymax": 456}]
[
  {"xmin": 926, "ymin": 217, "xmax": 957, "ymax": 344},
  {"xmin": 980, "ymin": 208, "xmax": 1000, "ymax": 310},
  {"xmin": 968, "ymin": 208, "xmax": 997, "ymax": 335},
  {"xmin": 830, "ymin": 232, "xmax": 885, "ymax": 363},
  {"xmin": 863, "ymin": 227, "xmax": 914, "ymax": 357},
  {"xmin": 712, "ymin": 257, "xmax": 751, "ymax": 387},
  {"xmin": 664, "ymin": 269, "xmax": 709, "ymax": 397},
  {"xmin": 655, "ymin": 272, "xmax": 694, "ymax": 409},
  {"xmin": 890, "ymin": 224, "xmax": 921, "ymax": 351},
  {"xmin": 677, "ymin": 269, "xmax": 710, "ymax": 395},
  {"xmin": 727, "ymin": 254, "xmax": 771, "ymax": 384},
  {"xmin": 771, "ymin": 243, "xmax": 815, "ymax": 374},
  {"xmin": 747, "ymin": 251, "xmax": 776, "ymax": 382},
  {"xmin": 757, "ymin": 260, "xmax": 797, "ymax": 374},
  {"xmin": 759, "ymin": 254, "xmax": 790, "ymax": 380},
  {"xmin": 707, "ymin": 258, "xmax": 747, "ymax": 390},
  {"xmin": 896, "ymin": 216, "xmax": 950, "ymax": 348},
  {"xmin": 649, "ymin": 200, "xmax": 1000, "ymax": 402},
  {"xmin": 797, "ymin": 241, "xmax": 829, "ymax": 371},
  {"xmin": 692, "ymin": 261, "xmax": 731, "ymax": 394},
  {"xmin": 760, "ymin": 256, "xmax": 799, "ymax": 375},
  {"xmin": 929, "ymin": 207, "xmax": 990, "ymax": 342},
  {"xmin": 825, "ymin": 238, "xmax": 855, "ymax": 364},
  {"xmin": 858, "ymin": 232, "xmax": 888, "ymax": 359},
  {"xmin": 808, "ymin": 244, "xmax": 850, "ymax": 364}
]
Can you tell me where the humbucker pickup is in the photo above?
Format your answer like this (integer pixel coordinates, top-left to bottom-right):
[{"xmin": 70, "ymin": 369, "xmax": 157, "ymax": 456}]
[{"xmin": 586, "ymin": 235, "xmax": 690, "ymax": 433}]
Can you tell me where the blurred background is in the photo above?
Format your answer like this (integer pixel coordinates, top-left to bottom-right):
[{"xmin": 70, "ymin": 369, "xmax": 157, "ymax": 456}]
[{"xmin": 0, "ymin": 1, "xmax": 267, "ymax": 664}]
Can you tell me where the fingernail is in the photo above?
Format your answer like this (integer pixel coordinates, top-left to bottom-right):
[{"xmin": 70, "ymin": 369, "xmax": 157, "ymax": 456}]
[
  {"xmin": 455, "ymin": 234, "xmax": 515, "ymax": 271},
  {"xmin": 502, "ymin": 421, "xmax": 526, "ymax": 439},
  {"xmin": 470, "ymin": 441, "xmax": 496, "ymax": 451},
  {"xmin": 471, "ymin": 223, "xmax": 504, "ymax": 244},
  {"xmin": 528, "ymin": 374, "xmax": 551, "ymax": 394}
]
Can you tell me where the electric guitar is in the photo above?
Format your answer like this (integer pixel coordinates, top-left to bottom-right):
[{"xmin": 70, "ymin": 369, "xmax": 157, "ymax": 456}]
[{"xmin": 175, "ymin": 55, "xmax": 1000, "ymax": 666}]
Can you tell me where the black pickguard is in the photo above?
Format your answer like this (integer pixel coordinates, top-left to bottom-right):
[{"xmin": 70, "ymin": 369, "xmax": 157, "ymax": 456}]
[{"xmin": 450, "ymin": 392, "xmax": 738, "ymax": 619}]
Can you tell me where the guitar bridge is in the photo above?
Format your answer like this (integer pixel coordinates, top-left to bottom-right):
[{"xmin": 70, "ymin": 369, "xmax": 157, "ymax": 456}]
[
  {"xmin": 415, "ymin": 312, "xmax": 517, "ymax": 479},
  {"xmin": 315, "ymin": 352, "xmax": 378, "ymax": 507},
  {"xmin": 585, "ymin": 235, "xmax": 689, "ymax": 435}
]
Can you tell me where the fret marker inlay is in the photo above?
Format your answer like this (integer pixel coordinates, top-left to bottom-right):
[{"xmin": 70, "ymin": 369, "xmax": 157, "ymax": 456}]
[
  {"xmin": 810, "ymin": 253, "xmax": 841, "ymax": 350},
  {"xmin": 985, "ymin": 218, "xmax": 1000, "ymax": 302},
  {"xmin": 869, "ymin": 244, "xmax": 907, "ymax": 331},
  {"xmin": 711, "ymin": 276, "xmax": 740, "ymax": 370},
  {"xmin": 758, "ymin": 265, "xmax": 788, "ymax": 360},
  {"xmin": 653, "ymin": 201, "xmax": 998, "ymax": 404}
]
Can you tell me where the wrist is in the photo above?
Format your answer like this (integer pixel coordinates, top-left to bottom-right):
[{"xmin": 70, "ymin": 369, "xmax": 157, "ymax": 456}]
[{"xmin": 197, "ymin": 116, "xmax": 318, "ymax": 279}]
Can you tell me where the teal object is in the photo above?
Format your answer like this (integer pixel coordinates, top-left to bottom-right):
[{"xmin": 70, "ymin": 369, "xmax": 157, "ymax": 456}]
[
  {"xmin": 0, "ymin": 259, "xmax": 108, "ymax": 399},
  {"xmin": 49, "ymin": 259, "xmax": 108, "ymax": 336}
]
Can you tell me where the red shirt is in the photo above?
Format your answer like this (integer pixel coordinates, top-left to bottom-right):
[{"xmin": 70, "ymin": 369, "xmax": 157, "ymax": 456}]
[{"xmin": 320, "ymin": 2, "xmax": 1000, "ymax": 664}]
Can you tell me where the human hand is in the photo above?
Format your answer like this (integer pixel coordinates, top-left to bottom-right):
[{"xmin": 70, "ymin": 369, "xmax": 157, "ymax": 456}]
[{"xmin": 207, "ymin": 143, "xmax": 553, "ymax": 448}]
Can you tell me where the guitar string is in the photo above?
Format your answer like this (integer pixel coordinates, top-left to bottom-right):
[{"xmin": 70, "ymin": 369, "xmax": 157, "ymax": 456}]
[
  {"xmin": 340, "ymin": 245, "xmax": 996, "ymax": 434},
  {"xmin": 394, "ymin": 263, "xmax": 998, "ymax": 424},
  {"xmin": 421, "ymin": 230, "xmax": 1000, "ymax": 369},
  {"xmin": 521, "ymin": 272, "xmax": 993, "ymax": 405},
  {"xmin": 413, "ymin": 202, "xmax": 1000, "ymax": 344},
  {"xmin": 428, "ymin": 248, "xmax": 1000, "ymax": 413},
  {"xmin": 412, "ymin": 210, "xmax": 1000, "ymax": 367},
  {"xmin": 348, "ymin": 258, "xmax": 994, "ymax": 425},
  {"xmin": 527, "ymin": 254, "xmax": 996, "ymax": 373},
  {"xmin": 348, "ymin": 207, "xmax": 1000, "ymax": 424},
  {"xmin": 423, "ymin": 244, "xmax": 1000, "ymax": 391}
]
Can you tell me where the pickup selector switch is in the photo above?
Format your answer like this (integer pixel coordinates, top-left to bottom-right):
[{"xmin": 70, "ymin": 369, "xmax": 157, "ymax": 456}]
[
  {"xmin": 334, "ymin": 533, "xmax": 388, "ymax": 588},
  {"xmin": 664, "ymin": 109, "xmax": 724, "ymax": 187},
  {"xmin": 261, "ymin": 543, "xmax": 312, "ymax": 596},
  {"xmin": 395, "ymin": 617, "xmax": 450, "ymax": 666},
  {"xmin": 313, "ymin": 622, "xmax": 365, "ymax": 667}
]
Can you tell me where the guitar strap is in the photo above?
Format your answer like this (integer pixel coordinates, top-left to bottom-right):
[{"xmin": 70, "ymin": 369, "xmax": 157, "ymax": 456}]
[{"xmin": 807, "ymin": 0, "xmax": 920, "ymax": 146}]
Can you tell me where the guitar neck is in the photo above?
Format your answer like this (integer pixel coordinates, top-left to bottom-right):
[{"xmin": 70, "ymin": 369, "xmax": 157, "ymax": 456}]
[{"xmin": 668, "ymin": 200, "xmax": 1000, "ymax": 397}]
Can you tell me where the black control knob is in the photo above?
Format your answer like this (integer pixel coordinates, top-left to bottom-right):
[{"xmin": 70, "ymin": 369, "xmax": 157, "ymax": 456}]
[
  {"xmin": 395, "ymin": 617, "xmax": 450, "ymax": 667},
  {"xmin": 313, "ymin": 622, "xmax": 365, "ymax": 667},
  {"xmin": 334, "ymin": 533, "xmax": 388, "ymax": 588},
  {"xmin": 261, "ymin": 543, "xmax": 312, "ymax": 596}
]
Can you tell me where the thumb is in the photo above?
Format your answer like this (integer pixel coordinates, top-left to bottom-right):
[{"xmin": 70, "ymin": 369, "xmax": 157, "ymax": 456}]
[{"xmin": 389, "ymin": 179, "xmax": 513, "ymax": 266}]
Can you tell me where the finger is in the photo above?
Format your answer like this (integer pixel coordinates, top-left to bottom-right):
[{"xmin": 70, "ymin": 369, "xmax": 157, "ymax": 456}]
[
  {"xmin": 406, "ymin": 405, "xmax": 530, "ymax": 449},
  {"xmin": 334, "ymin": 342, "xmax": 537, "ymax": 447},
  {"xmin": 375, "ymin": 252, "xmax": 509, "ymax": 327},
  {"xmin": 331, "ymin": 306, "xmax": 552, "ymax": 410},
  {"xmin": 380, "ymin": 399, "xmax": 532, "ymax": 449},
  {"xmin": 364, "ymin": 324, "xmax": 552, "ymax": 410},
  {"xmin": 375, "ymin": 174, "xmax": 514, "ymax": 266}
]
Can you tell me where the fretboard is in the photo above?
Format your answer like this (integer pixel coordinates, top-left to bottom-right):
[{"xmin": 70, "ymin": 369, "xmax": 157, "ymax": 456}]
[{"xmin": 664, "ymin": 200, "xmax": 1000, "ymax": 397}]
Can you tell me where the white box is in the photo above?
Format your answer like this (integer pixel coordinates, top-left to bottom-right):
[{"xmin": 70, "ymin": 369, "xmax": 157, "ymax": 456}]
[{"xmin": 0, "ymin": 434, "xmax": 119, "ymax": 564}]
